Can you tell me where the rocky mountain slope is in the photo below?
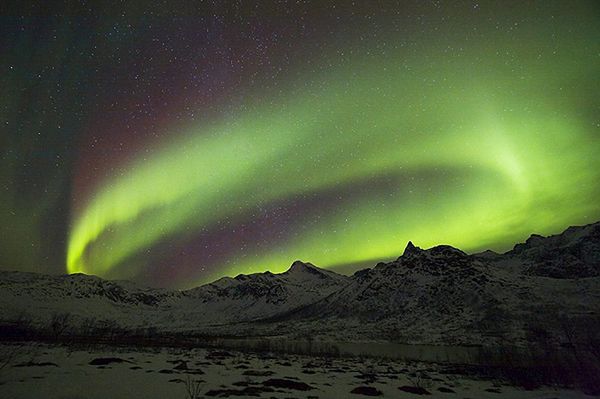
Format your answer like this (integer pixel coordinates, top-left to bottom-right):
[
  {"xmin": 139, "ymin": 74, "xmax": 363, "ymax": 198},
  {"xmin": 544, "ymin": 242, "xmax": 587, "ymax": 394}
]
[
  {"xmin": 177, "ymin": 261, "xmax": 350, "ymax": 325},
  {"xmin": 0, "ymin": 222, "xmax": 599, "ymax": 345},
  {"xmin": 503, "ymin": 222, "xmax": 600, "ymax": 278},
  {"xmin": 269, "ymin": 235, "xmax": 599, "ymax": 344}
]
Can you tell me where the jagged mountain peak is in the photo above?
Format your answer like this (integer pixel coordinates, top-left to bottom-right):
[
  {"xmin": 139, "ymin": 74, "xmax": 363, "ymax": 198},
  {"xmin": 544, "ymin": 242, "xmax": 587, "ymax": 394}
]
[
  {"xmin": 287, "ymin": 260, "xmax": 316, "ymax": 272},
  {"xmin": 403, "ymin": 241, "xmax": 420, "ymax": 254},
  {"xmin": 284, "ymin": 260, "xmax": 332, "ymax": 278},
  {"xmin": 208, "ymin": 261, "xmax": 344, "ymax": 286},
  {"xmin": 178, "ymin": 260, "xmax": 351, "ymax": 323},
  {"xmin": 398, "ymin": 242, "xmax": 466, "ymax": 262}
]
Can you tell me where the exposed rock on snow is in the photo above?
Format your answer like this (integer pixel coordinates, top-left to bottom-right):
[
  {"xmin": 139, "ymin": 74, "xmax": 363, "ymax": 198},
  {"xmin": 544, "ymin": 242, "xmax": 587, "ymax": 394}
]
[{"xmin": 504, "ymin": 222, "xmax": 600, "ymax": 278}]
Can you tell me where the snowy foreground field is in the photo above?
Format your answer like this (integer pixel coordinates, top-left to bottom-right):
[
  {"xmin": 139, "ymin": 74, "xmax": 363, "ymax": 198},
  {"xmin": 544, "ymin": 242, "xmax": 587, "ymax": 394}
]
[{"xmin": 0, "ymin": 342, "xmax": 594, "ymax": 399}]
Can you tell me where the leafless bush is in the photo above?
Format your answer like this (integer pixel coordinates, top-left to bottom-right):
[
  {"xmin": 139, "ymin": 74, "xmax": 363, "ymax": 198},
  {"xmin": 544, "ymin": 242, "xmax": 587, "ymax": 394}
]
[
  {"xmin": 97, "ymin": 319, "xmax": 120, "ymax": 340},
  {"xmin": 184, "ymin": 375, "xmax": 203, "ymax": 399},
  {"xmin": 49, "ymin": 312, "xmax": 71, "ymax": 336},
  {"xmin": 79, "ymin": 316, "xmax": 97, "ymax": 336},
  {"xmin": 406, "ymin": 370, "xmax": 432, "ymax": 390}
]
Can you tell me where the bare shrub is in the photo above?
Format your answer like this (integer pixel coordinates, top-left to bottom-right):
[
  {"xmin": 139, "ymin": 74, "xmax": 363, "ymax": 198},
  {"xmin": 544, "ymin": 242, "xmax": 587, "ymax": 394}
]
[
  {"xmin": 79, "ymin": 316, "xmax": 97, "ymax": 336},
  {"xmin": 49, "ymin": 312, "xmax": 71, "ymax": 337},
  {"xmin": 406, "ymin": 370, "xmax": 432, "ymax": 390},
  {"xmin": 184, "ymin": 375, "xmax": 203, "ymax": 399}
]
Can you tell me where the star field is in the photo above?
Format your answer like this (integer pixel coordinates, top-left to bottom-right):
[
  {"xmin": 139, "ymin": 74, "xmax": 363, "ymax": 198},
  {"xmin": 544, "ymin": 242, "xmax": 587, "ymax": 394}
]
[{"xmin": 2, "ymin": 2, "xmax": 599, "ymax": 288}]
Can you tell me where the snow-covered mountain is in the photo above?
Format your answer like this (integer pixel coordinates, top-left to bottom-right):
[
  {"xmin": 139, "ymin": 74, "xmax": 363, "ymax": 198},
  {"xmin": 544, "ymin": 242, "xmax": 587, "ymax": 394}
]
[
  {"xmin": 268, "ymin": 222, "xmax": 600, "ymax": 344},
  {"xmin": 0, "ymin": 260, "xmax": 350, "ymax": 331},
  {"xmin": 177, "ymin": 260, "xmax": 350, "ymax": 325},
  {"xmin": 275, "ymin": 242, "xmax": 500, "ymax": 335},
  {"xmin": 503, "ymin": 222, "xmax": 600, "ymax": 278},
  {"xmin": 0, "ymin": 270, "xmax": 181, "ymax": 330},
  {"xmin": 0, "ymin": 222, "xmax": 598, "ymax": 345}
]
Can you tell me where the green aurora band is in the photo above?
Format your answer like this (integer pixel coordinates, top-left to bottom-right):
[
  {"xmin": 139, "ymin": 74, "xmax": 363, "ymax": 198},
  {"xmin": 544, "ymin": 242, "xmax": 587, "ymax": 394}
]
[{"xmin": 68, "ymin": 15, "xmax": 600, "ymax": 285}]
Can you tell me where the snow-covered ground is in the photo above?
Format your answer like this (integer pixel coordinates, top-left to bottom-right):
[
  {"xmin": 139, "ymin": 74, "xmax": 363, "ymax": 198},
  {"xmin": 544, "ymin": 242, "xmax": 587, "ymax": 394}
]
[{"xmin": 0, "ymin": 342, "xmax": 594, "ymax": 399}]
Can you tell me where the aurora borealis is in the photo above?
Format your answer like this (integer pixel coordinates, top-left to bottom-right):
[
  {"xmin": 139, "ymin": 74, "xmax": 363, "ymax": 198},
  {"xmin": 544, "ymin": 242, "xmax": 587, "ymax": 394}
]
[{"xmin": 2, "ymin": 2, "xmax": 600, "ymax": 288}]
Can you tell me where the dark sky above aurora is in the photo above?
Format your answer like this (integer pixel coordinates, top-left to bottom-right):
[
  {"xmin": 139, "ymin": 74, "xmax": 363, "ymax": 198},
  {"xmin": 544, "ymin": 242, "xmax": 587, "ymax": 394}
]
[{"xmin": 1, "ymin": 1, "xmax": 599, "ymax": 289}]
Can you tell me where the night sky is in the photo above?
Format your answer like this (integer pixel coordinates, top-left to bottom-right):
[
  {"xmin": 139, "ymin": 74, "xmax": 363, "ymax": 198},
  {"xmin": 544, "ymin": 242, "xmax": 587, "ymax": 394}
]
[{"xmin": 1, "ymin": 1, "xmax": 599, "ymax": 288}]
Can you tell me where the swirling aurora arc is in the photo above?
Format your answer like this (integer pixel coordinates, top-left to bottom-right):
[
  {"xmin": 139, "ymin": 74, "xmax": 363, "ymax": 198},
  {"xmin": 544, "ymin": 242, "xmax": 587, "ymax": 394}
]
[{"xmin": 67, "ymin": 9, "xmax": 600, "ymax": 288}]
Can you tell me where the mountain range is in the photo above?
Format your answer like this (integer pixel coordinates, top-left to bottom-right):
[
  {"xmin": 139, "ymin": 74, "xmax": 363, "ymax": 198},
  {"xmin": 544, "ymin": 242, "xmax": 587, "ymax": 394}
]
[{"xmin": 1, "ymin": 221, "xmax": 599, "ymax": 346}]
